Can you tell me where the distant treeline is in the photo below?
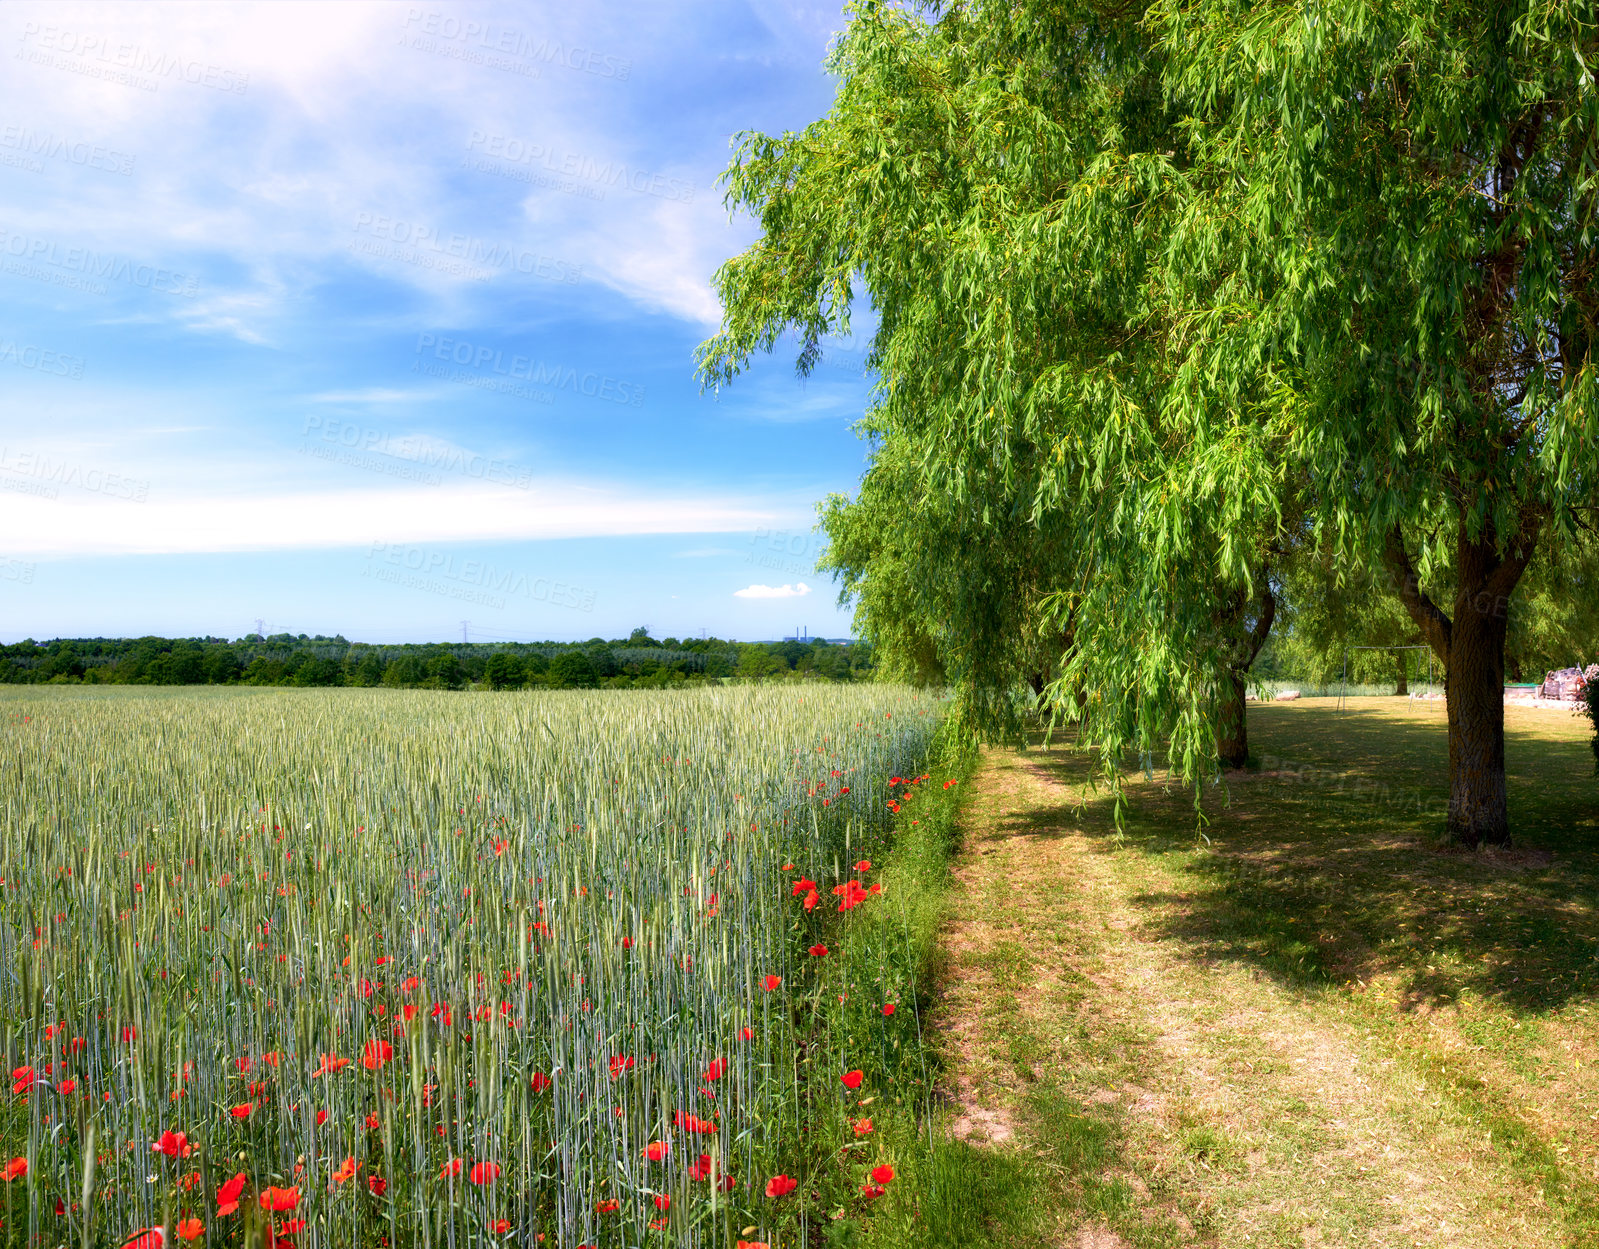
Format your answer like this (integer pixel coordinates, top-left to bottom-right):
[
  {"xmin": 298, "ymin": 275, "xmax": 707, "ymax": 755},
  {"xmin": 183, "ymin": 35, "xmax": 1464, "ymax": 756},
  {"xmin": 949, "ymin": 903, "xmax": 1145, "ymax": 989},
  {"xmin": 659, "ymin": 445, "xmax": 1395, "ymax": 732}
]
[{"xmin": 0, "ymin": 631, "xmax": 874, "ymax": 689}]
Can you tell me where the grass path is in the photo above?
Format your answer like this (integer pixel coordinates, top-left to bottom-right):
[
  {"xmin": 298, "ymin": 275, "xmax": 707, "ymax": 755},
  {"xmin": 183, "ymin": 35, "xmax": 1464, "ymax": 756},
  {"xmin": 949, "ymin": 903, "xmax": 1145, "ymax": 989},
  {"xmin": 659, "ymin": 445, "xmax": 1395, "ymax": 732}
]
[{"xmin": 932, "ymin": 703, "xmax": 1599, "ymax": 1247}]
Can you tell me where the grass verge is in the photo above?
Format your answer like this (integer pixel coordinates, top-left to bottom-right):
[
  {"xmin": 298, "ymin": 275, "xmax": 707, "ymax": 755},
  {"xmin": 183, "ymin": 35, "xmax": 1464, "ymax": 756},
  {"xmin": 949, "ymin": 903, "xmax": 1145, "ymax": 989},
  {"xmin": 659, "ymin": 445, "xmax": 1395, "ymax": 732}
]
[{"xmin": 788, "ymin": 723, "xmax": 1081, "ymax": 1248}]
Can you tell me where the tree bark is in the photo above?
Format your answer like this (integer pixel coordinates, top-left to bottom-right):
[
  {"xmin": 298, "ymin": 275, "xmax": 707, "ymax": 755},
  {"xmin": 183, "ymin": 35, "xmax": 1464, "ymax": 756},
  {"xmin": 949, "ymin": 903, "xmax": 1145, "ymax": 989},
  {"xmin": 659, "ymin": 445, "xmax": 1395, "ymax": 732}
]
[
  {"xmin": 1218, "ymin": 670, "xmax": 1250, "ymax": 768},
  {"xmin": 1393, "ymin": 650, "xmax": 1409, "ymax": 697},
  {"xmin": 1446, "ymin": 566, "xmax": 1510, "ymax": 845},
  {"xmin": 1218, "ymin": 574, "xmax": 1276, "ymax": 769},
  {"xmin": 1383, "ymin": 513, "xmax": 1539, "ymax": 846}
]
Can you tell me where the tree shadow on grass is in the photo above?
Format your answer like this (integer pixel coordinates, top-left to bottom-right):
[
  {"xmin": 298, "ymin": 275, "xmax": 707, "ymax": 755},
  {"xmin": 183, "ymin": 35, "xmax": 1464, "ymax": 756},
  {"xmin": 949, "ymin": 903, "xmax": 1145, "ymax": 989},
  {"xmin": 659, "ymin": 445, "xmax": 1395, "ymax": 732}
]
[{"xmin": 1007, "ymin": 702, "xmax": 1599, "ymax": 1017}]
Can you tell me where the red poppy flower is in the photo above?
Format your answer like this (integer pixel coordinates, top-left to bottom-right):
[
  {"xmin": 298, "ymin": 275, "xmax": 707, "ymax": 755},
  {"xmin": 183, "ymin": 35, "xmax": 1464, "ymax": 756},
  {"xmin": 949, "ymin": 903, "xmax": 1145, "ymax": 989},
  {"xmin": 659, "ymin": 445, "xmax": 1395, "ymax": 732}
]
[
  {"xmin": 595, "ymin": 1198, "xmax": 619, "ymax": 1212},
  {"xmin": 871, "ymin": 1164, "xmax": 895, "ymax": 1184},
  {"xmin": 673, "ymin": 1109, "xmax": 717, "ymax": 1133},
  {"xmin": 259, "ymin": 1186, "xmax": 300, "ymax": 1212},
  {"xmin": 176, "ymin": 1217, "xmax": 204, "ymax": 1241},
  {"xmin": 841, "ymin": 1070, "xmax": 864, "ymax": 1089},
  {"xmin": 765, "ymin": 1174, "xmax": 798, "ymax": 1198},
  {"xmin": 440, "ymin": 1158, "xmax": 462, "ymax": 1178},
  {"xmin": 643, "ymin": 1141, "xmax": 668, "ymax": 1161},
  {"xmin": 688, "ymin": 1154, "xmax": 713, "ymax": 1181},
  {"xmin": 2, "ymin": 1157, "xmax": 26, "ymax": 1182},
  {"xmin": 703, "ymin": 1057, "xmax": 726, "ymax": 1081},
  {"xmin": 608, "ymin": 1055, "xmax": 635, "ymax": 1079},
  {"xmin": 364, "ymin": 1113, "xmax": 380, "ymax": 1130},
  {"xmin": 882, "ymin": 1003, "xmax": 896, "ymax": 1016},
  {"xmin": 530, "ymin": 1072, "xmax": 551, "ymax": 1092},
  {"xmin": 803, "ymin": 889, "xmax": 819, "ymax": 911},
  {"xmin": 56, "ymin": 1078, "xmax": 76, "ymax": 1096},
  {"xmin": 621, "ymin": 936, "xmax": 633, "ymax": 949},
  {"xmin": 216, "ymin": 1171, "xmax": 247, "ymax": 1216},
  {"xmin": 853, "ymin": 1118, "xmax": 874, "ymax": 1136},
  {"xmin": 367, "ymin": 1175, "xmax": 387, "ymax": 1196},
  {"xmin": 861, "ymin": 1183, "xmax": 886, "ymax": 1199},
  {"xmin": 737, "ymin": 1242, "xmax": 772, "ymax": 1249},
  {"xmin": 469, "ymin": 1161, "xmax": 500, "ymax": 1185},
  {"xmin": 834, "ymin": 880, "xmax": 870, "ymax": 911},
  {"xmin": 316, "ymin": 1109, "xmax": 328, "ymax": 1126},
  {"xmin": 119, "ymin": 1230, "xmax": 164, "ymax": 1249},
  {"xmin": 151, "ymin": 1131, "xmax": 192, "ymax": 1158},
  {"xmin": 361, "ymin": 1039, "xmax": 392, "ymax": 1070},
  {"xmin": 11, "ymin": 1065, "xmax": 34, "ymax": 1095},
  {"xmin": 791, "ymin": 878, "xmax": 818, "ymax": 897},
  {"xmin": 333, "ymin": 1157, "xmax": 358, "ymax": 1184},
  {"xmin": 761, "ymin": 975, "xmax": 781, "ymax": 992},
  {"xmin": 310, "ymin": 1053, "xmax": 350, "ymax": 1078},
  {"xmin": 230, "ymin": 1102, "xmax": 254, "ymax": 1119},
  {"xmin": 653, "ymin": 1193, "xmax": 671, "ymax": 1211},
  {"xmin": 487, "ymin": 1219, "xmax": 510, "ymax": 1234},
  {"xmin": 808, "ymin": 944, "xmax": 828, "ymax": 957},
  {"xmin": 854, "ymin": 860, "xmax": 871, "ymax": 872}
]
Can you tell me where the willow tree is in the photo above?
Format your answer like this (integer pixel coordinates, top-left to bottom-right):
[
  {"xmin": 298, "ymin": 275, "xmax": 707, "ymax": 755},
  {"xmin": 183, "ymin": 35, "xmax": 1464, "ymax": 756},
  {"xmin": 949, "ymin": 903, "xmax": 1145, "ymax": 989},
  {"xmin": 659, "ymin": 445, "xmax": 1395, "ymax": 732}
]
[
  {"xmin": 1150, "ymin": 0, "xmax": 1599, "ymax": 843},
  {"xmin": 1281, "ymin": 536, "xmax": 1599, "ymax": 692},
  {"xmin": 1277, "ymin": 550, "xmax": 1427, "ymax": 694},
  {"xmin": 698, "ymin": 1, "xmax": 1287, "ymax": 793},
  {"xmin": 817, "ymin": 434, "xmax": 1078, "ymax": 741},
  {"xmin": 1505, "ymin": 539, "xmax": 1599, "ymax": 681},
  {"xmin": 703, "ymin": 0, "xmax": 1599, "ymax": 843}
]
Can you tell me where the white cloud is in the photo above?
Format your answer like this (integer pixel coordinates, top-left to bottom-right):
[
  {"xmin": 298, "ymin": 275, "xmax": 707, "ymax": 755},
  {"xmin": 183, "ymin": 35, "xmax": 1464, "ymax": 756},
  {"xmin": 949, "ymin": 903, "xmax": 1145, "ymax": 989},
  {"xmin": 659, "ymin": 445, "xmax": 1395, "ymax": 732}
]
[
  {"xmin": 733, "ymin": 582, "xmax": 811, "ymax": 599},
  {"xmin": 0, "ymin": 479, "xmax": 778, "ymax": 557},
  {"xmin": 563, "ymin": 192, "xmax": 735, "ymax": 327},
  {"xmin": 0, "ymin": 1, "xmax": 759, "ymax": 337}
]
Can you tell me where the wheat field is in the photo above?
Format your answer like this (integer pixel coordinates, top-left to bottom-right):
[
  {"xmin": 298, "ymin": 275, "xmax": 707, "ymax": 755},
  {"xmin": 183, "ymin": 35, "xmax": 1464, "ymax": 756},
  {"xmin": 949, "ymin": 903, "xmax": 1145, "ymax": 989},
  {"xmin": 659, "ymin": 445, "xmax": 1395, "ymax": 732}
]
[{"xmin": 0, "ymin": 684, "xmax": 943, "ymax": 1249}]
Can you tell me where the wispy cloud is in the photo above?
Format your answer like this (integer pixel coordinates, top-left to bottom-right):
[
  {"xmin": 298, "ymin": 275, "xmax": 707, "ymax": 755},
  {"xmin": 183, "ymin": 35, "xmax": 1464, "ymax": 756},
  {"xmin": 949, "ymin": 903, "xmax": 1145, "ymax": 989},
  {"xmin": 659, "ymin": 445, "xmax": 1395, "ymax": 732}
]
[
  {"xmin": 1, "ymin": 479, "xmax": 779, "ymax": 557},
  {"xmin": 0, "ymin": 0, "xmax": 871, "ymax": 639},
  {"xmin": 0, "ymin": 1, "xmax": 759, "ymax": 339}
]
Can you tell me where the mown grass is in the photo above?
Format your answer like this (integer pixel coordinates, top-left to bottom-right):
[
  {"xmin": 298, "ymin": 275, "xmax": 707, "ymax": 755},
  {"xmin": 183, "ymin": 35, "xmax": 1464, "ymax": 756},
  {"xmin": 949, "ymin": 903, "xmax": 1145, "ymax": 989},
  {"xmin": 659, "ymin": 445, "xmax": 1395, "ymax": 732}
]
[{"xmin": 916, "ymin": 697, "xmax": 1599, "ymax": 1246}]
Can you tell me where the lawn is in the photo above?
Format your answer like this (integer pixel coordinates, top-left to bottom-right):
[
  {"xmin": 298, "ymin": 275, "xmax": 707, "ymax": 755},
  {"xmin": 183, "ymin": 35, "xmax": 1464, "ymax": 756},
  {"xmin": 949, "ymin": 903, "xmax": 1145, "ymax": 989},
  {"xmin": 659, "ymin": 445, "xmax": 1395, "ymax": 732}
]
[{"xmin": 925, "ymin": 697, "xmax": 1599, "ymax": 1248}]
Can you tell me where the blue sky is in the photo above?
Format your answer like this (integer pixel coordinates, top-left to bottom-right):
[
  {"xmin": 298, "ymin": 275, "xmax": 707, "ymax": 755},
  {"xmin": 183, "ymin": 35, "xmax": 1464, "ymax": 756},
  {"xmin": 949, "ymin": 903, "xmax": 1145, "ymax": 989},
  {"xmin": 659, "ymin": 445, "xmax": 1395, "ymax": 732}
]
[{"xmin": 0, "ymin": 1, "xmax": 879, "ymax": 644}]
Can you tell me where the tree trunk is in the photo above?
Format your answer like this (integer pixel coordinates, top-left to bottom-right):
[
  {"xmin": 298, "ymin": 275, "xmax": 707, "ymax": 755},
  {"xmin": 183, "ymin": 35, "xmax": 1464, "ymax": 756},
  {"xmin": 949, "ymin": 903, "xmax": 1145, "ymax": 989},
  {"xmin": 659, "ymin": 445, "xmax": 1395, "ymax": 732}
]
[
  {"xmin": 1218, "ymin": 671, "xmax": 1249, "ymax": 768},
  {"xmin": 1217, "ymin": 574, "xmax": 1275, "ymax": 769},
  {"xmin": 1384, "ymin": 515, "xmax": 1539, "ymax": 848},
  {"xmin": 1393, "ymin": 650, "xmax": 1409, "ymax": 697},
  {"xmin": 1443, "ymin": 539, "xmax": 1513, "ymax": 845}
]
